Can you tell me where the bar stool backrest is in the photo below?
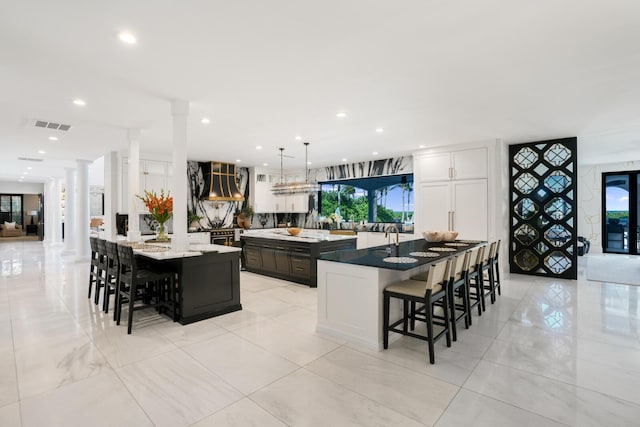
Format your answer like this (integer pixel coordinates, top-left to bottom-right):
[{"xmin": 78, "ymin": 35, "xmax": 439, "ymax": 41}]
[
  {"xmin": 116, "ymin": 244, "xmax": 136, "ymax": 278},
  {"xmin": 90, "ymin": 237, "xmax": 98, "ymax": 254},
  {"xmin": 96, "ymin": 239, "xmax": 108, "ymax": 264},
  {"xmin": 426, "ymin": 258, "xmax": 452, "ymax": 292},
  {"xmin": 483, "ymin": 241, "xmax": 497, "ymax": 265},
  {"xmin": 494, "ymin": 240, "xmax": 501, "ymax": 263},
  {"xmin": 105, "ymin": 241, "xmax": 119, "ymax": 268},
  {"xmin": 468, "ymin": 245, "xmax": 484, "ymax": 273},
  {"xmin": 450, "ymin": 251, "xmax": 471, "ymax": 281}
]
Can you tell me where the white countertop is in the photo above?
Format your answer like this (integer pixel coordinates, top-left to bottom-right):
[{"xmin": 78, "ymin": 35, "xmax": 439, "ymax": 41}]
[
  {"xmin": 242, "ymin": 228, "xmax": 356, "ymax": 243},
  {"xmin": 135, "ymin": 243, "xmax": 241, "ymax": 260}
]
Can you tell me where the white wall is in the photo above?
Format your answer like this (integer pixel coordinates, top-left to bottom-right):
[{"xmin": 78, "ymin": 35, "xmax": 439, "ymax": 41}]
[
  {"xmin": 0, "ymin": 181, "xmax": 44, "ymax": 194},
  {"xmin": 578, "ymin": 160, "xmax": 640, "ymax": 254}
]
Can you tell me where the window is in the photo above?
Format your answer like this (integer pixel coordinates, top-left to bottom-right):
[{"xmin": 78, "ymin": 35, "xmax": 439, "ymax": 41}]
[
  {"xmin": 319, "ymin": 174, "xmax": 413, "ymax": 223},
  {"xmin": 0, "ymin": 194, "xmax": 23, "ymax": 225},
  {"xmin": 602, "ymin": 171, "xmax": 640, "ymax": 254}
]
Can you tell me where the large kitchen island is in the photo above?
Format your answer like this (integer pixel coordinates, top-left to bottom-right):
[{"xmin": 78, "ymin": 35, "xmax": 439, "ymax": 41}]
[{"xmin": 241, "ymin": 229, "xmax": 357, "ymax": 287}]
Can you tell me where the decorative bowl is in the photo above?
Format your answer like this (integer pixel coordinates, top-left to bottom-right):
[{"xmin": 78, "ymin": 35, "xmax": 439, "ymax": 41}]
[
  {"xmin": 286, "ymin": 227, "xmax": 302, "ymax": 236},
  {"xmin": 443, "ymin": 231, "xmax": 459, "ymax": 242},
  {"xmin": 422, "ymin": 231, "xmax": 444, "ymax": 242}
]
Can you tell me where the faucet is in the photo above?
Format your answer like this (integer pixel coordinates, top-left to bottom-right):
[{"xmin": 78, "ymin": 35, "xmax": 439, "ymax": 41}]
[{"xmin": 385, "ymin": 225, "xmax": 400, "ymax": 247}]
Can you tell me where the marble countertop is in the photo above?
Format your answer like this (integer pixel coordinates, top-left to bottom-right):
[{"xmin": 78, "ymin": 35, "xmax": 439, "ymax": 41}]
[
  {"xmin": 135, "ymin": 242, "xmax": 241, "ymax": 260},
  {"xmin": 242, "ymin": 228, "xmax": 357, "ymax": 243},
  {"xmin": 319, "ymin": 239, "xmax": 484, "ymax": 271}
]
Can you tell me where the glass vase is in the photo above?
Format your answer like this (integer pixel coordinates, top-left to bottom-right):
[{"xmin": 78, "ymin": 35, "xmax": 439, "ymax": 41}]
[{"xmin": 156, "ymin": 222, "xmax": 169, "ymax": 241}]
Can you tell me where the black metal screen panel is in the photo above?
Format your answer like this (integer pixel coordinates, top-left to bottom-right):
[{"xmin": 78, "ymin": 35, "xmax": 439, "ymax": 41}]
[{"xmin": 509, "ymin": 137, "xmax": 577, "ymax": 279}]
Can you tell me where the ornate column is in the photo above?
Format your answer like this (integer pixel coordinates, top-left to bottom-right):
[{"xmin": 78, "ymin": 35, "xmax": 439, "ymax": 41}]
[
  {"xmin": 127, "ymin": 129, "xmax": 142, "ymax": 242},
  {"xmin": 170, "ymin": 99, "xmax": 189, "ymax": 252},
  {"xmin": 75, "ymin": 159, "xmax": 92, "ymax": 261},
  {"xmin": 63, "ymin": 167, "xmax": 76, "ymax": 255}
]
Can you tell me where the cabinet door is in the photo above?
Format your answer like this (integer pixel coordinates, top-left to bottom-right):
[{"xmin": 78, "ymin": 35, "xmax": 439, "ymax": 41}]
[
  {"xmin": 452, "ymin": 148, "xmax": 487, "ymax": 180},
  {"xmin": 452, "ymin": 179, "xmax": 487, "ymax": 241},
  {"xmin": 143, "ymin": 160, "xmax": 168, "ymax": 194},
  {"xmin": 417, "ymin": 182, "xmax": 451, "ymax": 232},
  {"xmin": 417, "ymin": 152, "xmax": 451, "ymax": 182},
  {"xmin": 254, "ymin": 181, "xmax": 275, "ymax": 212},
  {"xmin": 288, "ymin": 194, "xmax": 309, "ymax": 213},
  {"xmin": 274, "ymin": 196, "xmax": 287, "ymax": 213}
]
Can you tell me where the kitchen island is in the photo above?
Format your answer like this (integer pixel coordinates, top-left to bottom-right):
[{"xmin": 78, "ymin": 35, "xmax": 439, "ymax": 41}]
[
  {"xmin": 316, "ymin": 239, "xmax": 483, "ymax": 350},
  {"xmin": 241, "ymin": 229, "xmax": 357, "ymax": 287},
  {"xmin": 137, "ymin": 243, "xmax": 242, "ymax": 324}
]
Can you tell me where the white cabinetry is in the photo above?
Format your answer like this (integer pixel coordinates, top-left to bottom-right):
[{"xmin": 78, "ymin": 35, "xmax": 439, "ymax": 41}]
[
  {"xmin": 121, "ymin": 158, "xmax": 170, "ymax": 213},
  {"xmin": 356, "ymin": 231, "xmax": 416, "ymax": 249},
  {"xmin": 251, "ymin": 168, "xmax": 309, "ymax": 213},
  {"xmin": 414, "ymin": 147, "xmax": 489, "ymax": 241}
]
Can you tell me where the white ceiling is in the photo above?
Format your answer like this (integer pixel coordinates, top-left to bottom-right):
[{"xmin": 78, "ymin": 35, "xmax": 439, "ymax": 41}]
[{"xmin": 1, "ymin": 0, "xmax": 639, "ymax": 183}]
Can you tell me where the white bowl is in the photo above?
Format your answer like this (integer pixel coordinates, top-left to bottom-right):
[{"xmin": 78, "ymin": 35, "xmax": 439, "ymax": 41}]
[
  {"xmin": 422, "ymin": 231, "xmax": 444, "ymax": 242},
  {"xmin": 443, "ymin": 231, "xmax": 459, "ymax": 242}
]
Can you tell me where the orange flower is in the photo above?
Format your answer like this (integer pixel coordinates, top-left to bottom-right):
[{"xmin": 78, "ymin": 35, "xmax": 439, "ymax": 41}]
[{"xmin": 137, "ymin": 189, "xmax": 173, "ymax": 224}]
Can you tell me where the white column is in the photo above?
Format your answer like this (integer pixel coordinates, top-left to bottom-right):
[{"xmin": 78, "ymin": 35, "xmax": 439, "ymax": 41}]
[
  {"xmin": 127, "ymin": 129, "xmax": 142, "ymax": 242},
  {"xmin": 52, "ymin": 177, "xmax": 63, "ymax": 246},
  {"xmin": 171, "ymin": 99, "xmax": 189, "ymax": 252},
  {"xmin": 43, "ymin": 179, "xmax": 54, "ymax": 245},
  {"xmin": 63, "ymin": 167, "xmax": 76, "ymax": 255},
  {"xmin": 76, "ymin": 159, "xmax": 91, "ymax": 261},
  {"xmin": 104, "ymin": 151, "xmax": 118, "ymax": 241}
]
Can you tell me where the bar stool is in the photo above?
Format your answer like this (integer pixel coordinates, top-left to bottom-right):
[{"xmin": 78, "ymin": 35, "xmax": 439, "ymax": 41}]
[
  {"xmin": 448, "ymin": 252, "xmax": 472, "ymax": 341},
  {"xmin": 103, "ymin": 241, "xmax": 120, "ymax": 316},
  {"xmin": 492, "ymin": 240, "xmax": 502, "ymax": 297},
  {"xmin": 88, "ymin": 237, "xmax": 101, "ymax": 300},
  {"xmin": 480, "ymin": 242, "xmax": 498, "ymax": 305},
  {"xmin": 466, "ymin": 245, "xmax": 485, "ymax": 320},
  {"xmin": 94, "ymin": 239, "xmax": 109, "ymax": 306},
  {"xmin": 383, "ymin": 258, "xmax": 452, "ymax": 364},
  {"xmin": 115, "ymin": 244, "xmax": 176, "ymax": 334}
]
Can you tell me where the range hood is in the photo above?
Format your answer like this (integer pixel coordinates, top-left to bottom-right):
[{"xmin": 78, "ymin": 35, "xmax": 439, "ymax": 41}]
[{"xmin": 202, "ymin": 161, "xmax": 245, "ymax": 202}]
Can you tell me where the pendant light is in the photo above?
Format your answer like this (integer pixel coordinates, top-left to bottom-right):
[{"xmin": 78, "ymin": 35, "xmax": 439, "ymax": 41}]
[{"xmin": 271, "ymin": 142, "xmax": 320, "ymax": 195}]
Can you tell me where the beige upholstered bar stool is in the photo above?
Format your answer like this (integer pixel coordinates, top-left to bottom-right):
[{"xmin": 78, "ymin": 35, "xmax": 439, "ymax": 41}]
[
  {"xmin": 448, "ymin": 251, "xmax": 472, "ymax": 341},
  {"xmin": 466, "ymin": 245, "xmax": 486, "ymax": 321},
  {"xmin": 491, "ymin": 240, "xmax": 502, "ymax": 297},
  {"xmin": 383, "ymin": 258, "xmax": 452, "ymax": 364},
  {"xmin": 480, "ymin": 241, "xmax": 498, "ymax": 306}
]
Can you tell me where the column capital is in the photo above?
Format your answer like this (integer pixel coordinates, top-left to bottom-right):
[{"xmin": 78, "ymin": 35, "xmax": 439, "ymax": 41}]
[
  {"xmin": 171, "ymin": 99, "xmax": 190, "ymax": 117},
  {"xmin": 75, "ymin": 159, "xmax": 93, "ymax": 165},
  {"xmin": 128, "ymin": 129, "xmax": 141, "ymax": 142}
]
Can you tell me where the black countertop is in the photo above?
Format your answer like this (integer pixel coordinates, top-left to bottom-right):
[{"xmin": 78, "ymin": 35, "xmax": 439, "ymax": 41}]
[{"xmin": 318, "ymin": 239, "xmax": 484, "ymax": 271}]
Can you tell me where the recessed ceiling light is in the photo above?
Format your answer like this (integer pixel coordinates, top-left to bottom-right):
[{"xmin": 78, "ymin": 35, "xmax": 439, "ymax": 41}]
[
  {"xmin": 38, "ymin": 150, "xmax": 46, "ymax": 154},
  {"xmin": 375, "ymin": 128, "xmax": 384, "ymax": 133},
  {"xmin": 256, "ymin": 146, "xmax": 262, "ymax": 150},
  {"xmin": 336, "ymin": 112, "xmax": 347, "ymax": 118},
  {"xmin": 118, "ymin": 32, "xmax": 137, "ymax": 44},
  {"xmin": 341, "ymin": 158, "xmax": 348, "ymax": 162},
  {"xmin": 263, "ymin": 163, "xmax": 269, "ymax": 167},
  {"xmin": 419, "ymin": 145, "xmax": 425, "ymax": 148},
  {"xmin": 295, "ymin": 136, "xmax": 302, "ymax": 141},
  {"xmin": 307, "ymin": 161, "xmax": 312, "ymax": 165},
  {"xmin": 73, "ymin": 99, "xmax": 86, "ymax": 106},
  {"xmin": 372, "ymin": 151, "xmax": 378, "ymax": 155},
  {"xmin": 22, "ymin": 172, "xmax": 28, "ymax": 175},
  {"xmin": 27, "ymin": 166, "xmax": 33, "ymax": 170},
  {"xmin": 49, "ymin": 136, "xmax": 58, "ymax": 141},
  {"xmin": 236, "ymin": 159, "xmax": 241, "ymax": 163},
  {"xmin": 201, "ymin": 117, "xmax": 211, "ymax": 124}
]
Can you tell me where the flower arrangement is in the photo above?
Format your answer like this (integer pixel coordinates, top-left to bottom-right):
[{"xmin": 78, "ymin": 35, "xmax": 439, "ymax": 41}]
[
  {"xmin": 329, "ymin": 213, "xmax": 343, "ymax": 223},
  {"xmin": 137, "ymin": 189, "xmax": 173, "ymax": 240}
]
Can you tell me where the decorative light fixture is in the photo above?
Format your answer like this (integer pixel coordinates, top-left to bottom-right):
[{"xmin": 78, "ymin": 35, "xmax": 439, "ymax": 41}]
[{"xmin": 271, "ymin": 142, "xmax": 320, "ymax": 195}]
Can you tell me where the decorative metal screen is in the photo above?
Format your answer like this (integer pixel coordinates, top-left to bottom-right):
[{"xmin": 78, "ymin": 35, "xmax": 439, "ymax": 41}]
[{"xmin": 509, "ymin": 137, "xmax": 577, "ymax": 279}]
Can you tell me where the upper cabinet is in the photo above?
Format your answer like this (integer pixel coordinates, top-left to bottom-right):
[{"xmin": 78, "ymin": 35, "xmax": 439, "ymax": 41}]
[
  {"xmin": 250, "ymin": 168, "xmax": 310, "ymax": 213},
  {"xmin": 417, "ymin": 147, "xmax": 487, "ymax": 182},
  {"xmin": 121, "ymin": 158, "xmax": 171, "ymax": 213}
]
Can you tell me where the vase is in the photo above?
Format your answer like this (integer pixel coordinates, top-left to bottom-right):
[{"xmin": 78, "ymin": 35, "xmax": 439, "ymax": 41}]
[{"xmin": 156, "ymin": 222, "xmax": 169, "ymax": 241}]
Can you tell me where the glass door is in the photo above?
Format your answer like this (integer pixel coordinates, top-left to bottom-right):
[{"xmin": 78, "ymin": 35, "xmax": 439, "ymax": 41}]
[
  {"xmin": 602, "ymin": 172, "xmax": 638, "ymax": 254},
  {"xmin": 0, "ymin": 194, "xmax": 23, "ymax": 225}
]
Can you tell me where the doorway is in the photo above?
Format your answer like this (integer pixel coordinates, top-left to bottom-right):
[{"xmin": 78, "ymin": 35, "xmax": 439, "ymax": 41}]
[
  {"xmin": 602, "ymin": 171, "xmax": 640, "ymax": 254},
  {"xmin": 0, "ymin": 194, "xmax": 24, "ymax": 224}
]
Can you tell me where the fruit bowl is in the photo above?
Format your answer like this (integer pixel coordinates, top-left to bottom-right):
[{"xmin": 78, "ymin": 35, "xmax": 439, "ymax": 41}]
[
  {"xmin": 442, "ymin": 231, "xmax": 459, "ymax": 242},
  {"xmin": 422, "ymin": 231, "xmax": 444, "ymax": 242},
  {"xmin": 286, "ymin": 227, "xmax": 302, "ymax": 236}
]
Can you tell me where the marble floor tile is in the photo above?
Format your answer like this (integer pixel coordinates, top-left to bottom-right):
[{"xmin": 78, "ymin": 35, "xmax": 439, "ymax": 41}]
[
  {"xmin": 211, "ymin": 308, "xmax": 268, "ymax": 331},
  {"xmin": 251, "ymin": 369, "xmax": 424, "ymax": 427},
  {"xmin": 116, "ymin": 349, "xmax": 242, "ymax": 427},
  {"xmin": 464, "ymin": 360, "xmax": 640, "ymax": 426},
  {"xmin": 11, "ymin": 312, "xmax": 87, "ymax": 350},
  {"xmin": 272, "ymin": 307, "xmax": 319, "ymax": 334},
  {"xmin": 20, "ymin": 371, "xmax": 153, "ymax": 427},
  {"xmin": 233, "ymin": 319, "xmax": 341, "ymax": 366},
  {"xmin": 15, "ymin": 334, "xmax": 111, "ymax": 399},
  {"xmin": 90, "ymin": 323, "xmax": 177, "ymax": 368},
  {"xmin": 575, "ymin": 358, "xmax": 640, "ymax": 405},
  {"xmin": 184, "ymin": 332, "xmax": 299, "ymax": 394},
  {"xmin": 435, "ymin": 389, "xmax": 566, "ymax": 427},
  {"xmin": 0, "ymin": 322, "xmax": 13, "ymax": 353},
  {"xmin": 0, "ymin": 350, "xmax": 18, "ymax": 408},
  {"xmin": 152, "ymin": 317, "xmax": 227, "ymax": 347},
  {"xmin": 306, "ymin": 346, "xmax": 458, "ymax": 425},
  {"xmin": 258, "ymin": 284, "xmax": 318, "ymax": 308},
  {"xmin": 240, "ymin": 292, "xmax": 298, "ymax": 318},
  {"xmin": 191, "ymin": 398, "xmax": 287, "ymax": 427},
  {"xmin": 0, "ymin": 402, "xmax": 21, "ymax": 427},
  {"xmin": 577, "ymin": 337, "xmax": 640, "ymax": 372}
]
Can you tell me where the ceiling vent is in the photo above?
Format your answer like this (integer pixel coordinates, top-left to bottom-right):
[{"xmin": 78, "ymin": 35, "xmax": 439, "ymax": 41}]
[
  {"xmin": 18, "ymin": 157, "xmax": 44, "ymax": 162},
  {"xmin": 34, "ymin": 120, "xmax": 72, "ymax": 131}
]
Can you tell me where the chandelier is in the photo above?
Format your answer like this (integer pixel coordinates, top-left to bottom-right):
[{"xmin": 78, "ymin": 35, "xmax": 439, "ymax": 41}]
[{"xmin": 271, "ymin": 142, "xmax": 320, "ymax": 195}]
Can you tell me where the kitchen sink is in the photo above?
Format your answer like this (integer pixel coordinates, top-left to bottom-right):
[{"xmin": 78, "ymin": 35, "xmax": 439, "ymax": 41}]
[{"xmin": 382, "ymin": 256, "xmax": 418, "ymax": 264}]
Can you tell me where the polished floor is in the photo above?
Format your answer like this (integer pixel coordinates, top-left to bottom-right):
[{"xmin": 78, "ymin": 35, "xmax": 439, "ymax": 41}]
[{"xmin": 1, "ymin": 242, "xmax": 640, "ymax": 426}]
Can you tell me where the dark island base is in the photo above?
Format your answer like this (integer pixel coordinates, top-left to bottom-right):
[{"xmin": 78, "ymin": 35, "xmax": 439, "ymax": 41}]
[
  {"xmin": 242, "ymin": 235, "xmax": 356, "ymax": 287},
  {"xmin": 147, "ymin": 250, "xmax": 242, "ymax": 325}
]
